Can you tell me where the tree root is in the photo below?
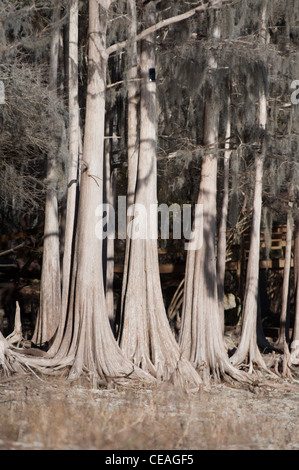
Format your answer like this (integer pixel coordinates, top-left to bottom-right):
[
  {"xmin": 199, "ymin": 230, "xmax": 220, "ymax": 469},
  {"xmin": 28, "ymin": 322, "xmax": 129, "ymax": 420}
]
[
  {"xmin": 5, "ymin": 302, "xmax": 24, "ymax": 347},
  {"xmin": 0, "ymin": 335, "xmax": 29, "ymax": 377},
  {"xmin": 228, "ymin": 347, "xmax": 299, "ymax": 392},
  {"xmin": 262, "ymin": 341, "xmax": 299, "ymax": 381}
]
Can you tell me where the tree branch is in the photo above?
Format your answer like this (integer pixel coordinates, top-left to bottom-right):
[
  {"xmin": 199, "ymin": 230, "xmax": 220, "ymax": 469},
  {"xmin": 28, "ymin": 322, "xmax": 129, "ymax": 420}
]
[
  {"xmin": 106, "ymin": 0, "xmax": 236, "ymax": 56},
  {"xmin": 0, "ymin": 243, "xmax": 25, "ymax": 258}
]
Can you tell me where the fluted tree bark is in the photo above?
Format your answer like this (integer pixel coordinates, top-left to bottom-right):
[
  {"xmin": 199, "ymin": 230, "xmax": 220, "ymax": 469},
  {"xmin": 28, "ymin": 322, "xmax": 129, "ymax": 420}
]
[
  {"xmin": 289, "ymin": 215, "xmax": 299, "ymax": 366},
  {"xmin": 32, "ymin": 0, "xmax": 62, "ymax": 347},
  {"xmin": 118, "ymin": 0, "xmax": 201, "ymax": 390},
  {"xmin": 44, "ymin": 0, "xmax": 152, "ymax": 385},
  {"xmin": 179, "ymin": 61, "xmax": 245, "ymax": 385},
  {"xmin": 230, "ymin": 0, "xmax": 269, "ymax": 369},
  {"xmin": 49, "ymin": 0, "xmax": 80, "ymax": 357},
  {"xmin": 217, "ymin": 90, "xmax": 232, "ymax": 333},
  {"xmin": 117, "ymin": 0, "xmax": 139, "ymax": 337},
  {"xmin": 276, "ymin": 210, "xmax": 293, "ymax": 348}
]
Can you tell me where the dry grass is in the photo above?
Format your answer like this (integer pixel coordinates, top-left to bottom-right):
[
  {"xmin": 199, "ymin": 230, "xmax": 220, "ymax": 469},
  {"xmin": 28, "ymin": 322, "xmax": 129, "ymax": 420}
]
[{"xmin": 0, "ymin": 375, "xmax": 298, "ymax": 450}]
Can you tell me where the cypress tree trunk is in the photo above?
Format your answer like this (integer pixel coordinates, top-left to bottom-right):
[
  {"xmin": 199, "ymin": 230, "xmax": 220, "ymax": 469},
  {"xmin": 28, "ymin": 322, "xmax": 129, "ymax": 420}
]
[
  {"xmin": 179, "ymin": 55, "xmax": 246, "ymax": 385},
  {"xmin": 230, "ymin": 79, "xmax": 267, "ymax": 369},
  {"xmin": 50, "ymin": 0, "xmax": 80, "ymax": 357},
  {"xmin": 61, "ymin": 0, "xmax": 80, "ymax": 323},
  {"xmin": 118, "ymin": 1, "xmax": 201, "ymax": 390},
  {"xmin": 276, "ymin": 211, "xmax": 293, "ymax": 347},
  {"xmin": 126, "ymin": 0, "xmax": 139, "ymax": 211},
  {"xmin": 44, "ymin": 0, "xmax": 152, "ymax": 385},
  {"xmin": 32, "ymin": 0, "xmax": 62, "ymax": 347},
  {"xmin": 230, "ymin": 0, "xmax": 269, "ymax": 369},
  {"xmin": 103, "ymin": 117, "xmax": 115, "ymax": 329},
  {"xmin": 118, "ymin": 0, "xmax": 140, "ymax": 336},
  {"xmin": 290, "ymin": 216, "xmax": 299, "ymax": 364},
  {"xmin": 217, "ymin": 91, "xmax": 232, "ymax": 333}
]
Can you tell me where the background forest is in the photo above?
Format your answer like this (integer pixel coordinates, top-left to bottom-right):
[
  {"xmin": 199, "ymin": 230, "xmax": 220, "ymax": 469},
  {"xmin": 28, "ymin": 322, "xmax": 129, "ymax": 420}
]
[{"xmin": 1, "ymin": 0, "xmax": 299, "ymax": 393}]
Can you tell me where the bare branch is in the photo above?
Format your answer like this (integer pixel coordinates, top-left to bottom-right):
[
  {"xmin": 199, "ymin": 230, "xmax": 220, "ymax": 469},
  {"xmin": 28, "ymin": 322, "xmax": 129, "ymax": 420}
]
[
  {"xmin": 0, "ymin": 243, "xmax": 26, "ymax": 258},
  {"xmin": 106, "ymin": 0, "xmax": 236, "ymax": 56}
]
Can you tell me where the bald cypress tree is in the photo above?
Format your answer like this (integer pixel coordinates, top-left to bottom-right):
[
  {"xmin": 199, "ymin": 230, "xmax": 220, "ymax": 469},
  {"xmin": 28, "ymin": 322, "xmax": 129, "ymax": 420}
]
[
  {"xmin": 178, "ymin": 19, "xmax": 247, "ymax": 385},
  {"xmin": 45, "ymin": 0, "xmax": 154, "ymax": 385},
  {"xmin": 32, "ymin": 0, "xmax": 62, "ymax": 348},
  {"xmin": 3, "ymin": 0, "xmax": 299, "ymax": 389},
  {"xmin": 117, "ymin": 0, "xmax": 201, "ymax": 390}
]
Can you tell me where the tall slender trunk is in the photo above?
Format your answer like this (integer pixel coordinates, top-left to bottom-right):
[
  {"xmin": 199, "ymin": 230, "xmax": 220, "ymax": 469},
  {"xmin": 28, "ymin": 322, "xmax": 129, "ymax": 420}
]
[
  {"xmin": 118, "ymin": 1, "xmax": 201, "ymax": 389},
  {"xmin": 230, "ymin": 81, "xmax": 267, "ymax": 368},
  {"xmin": 126, "ymin": 0, "xmax": 139, "ymax": 210},
  {"xmin": 179, "ymin": 54, "xmax": 245, "ymax": 385},
  {"xmin": 290, "ymin": 216, "xmax": 299, "ymax": 363},
  {"xmin": 48, "ymin": 0, "xmax": 152, "ymax": 385},
  {"xmin": 104, "ymin": 116, "xmax": 115, "ymax": 329},
  {"xmin": 62, "ymin": 0, "xmax": 80, "ymax": 313},
  {"xmin": 118, "ymin": 0, "xmax": 139, "ymax": 336},
  {"xmin": 276, "ymin": 210, "xmax": 293, "ymax": 347},
  {"xmin": 230, "ymin": 0, "xmax": 269, "ymax": 368},
  {"xmin": 32, "ymin": 0, "xmax": 61, "ymax": 347},
  {"xmin": 49, "ymin": 0, "xmax": 80, "ymax": 356},
  {"xmin": 217, "ymin": 91, "xmax": 231, "ymax": 333},
  {"xmin": 59, "ymin": 0, "xmax": 111, "ymax": 369}
]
